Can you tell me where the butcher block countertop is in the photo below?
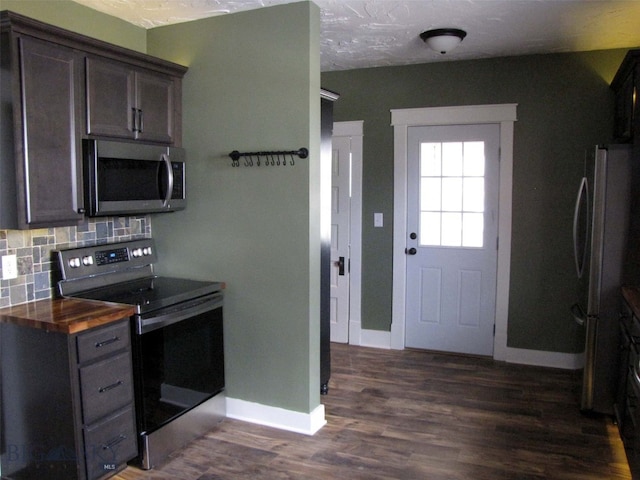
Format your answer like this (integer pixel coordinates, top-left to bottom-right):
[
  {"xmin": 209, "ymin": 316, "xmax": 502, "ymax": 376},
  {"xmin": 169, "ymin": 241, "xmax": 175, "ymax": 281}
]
[
  {"xmin": 623, "ymin": 286, "xmax": 640, "ymax": 318},
  {"xmin": 0, "ymin": 297, "xmax": 135, "ymax": 334}
]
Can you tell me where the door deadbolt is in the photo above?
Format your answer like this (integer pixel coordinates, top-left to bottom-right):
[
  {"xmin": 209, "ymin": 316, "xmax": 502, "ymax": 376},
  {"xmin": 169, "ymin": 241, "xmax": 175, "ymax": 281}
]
[{"xmin": 409, "ymin": 232, "xmax": 417, "ymax": 240}]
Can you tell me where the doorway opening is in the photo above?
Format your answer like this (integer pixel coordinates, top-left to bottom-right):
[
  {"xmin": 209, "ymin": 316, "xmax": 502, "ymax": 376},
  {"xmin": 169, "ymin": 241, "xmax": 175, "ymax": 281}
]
[{"xmin": 330, "ymin": 121, "xmax": 363, "ymax": 345}]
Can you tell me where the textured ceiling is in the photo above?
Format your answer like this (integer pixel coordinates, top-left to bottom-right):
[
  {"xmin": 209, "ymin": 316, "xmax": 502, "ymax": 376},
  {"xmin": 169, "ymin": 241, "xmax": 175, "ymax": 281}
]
[{"xmin": 71, "ymin": 0, "xmax": 640, "ymax": 71}]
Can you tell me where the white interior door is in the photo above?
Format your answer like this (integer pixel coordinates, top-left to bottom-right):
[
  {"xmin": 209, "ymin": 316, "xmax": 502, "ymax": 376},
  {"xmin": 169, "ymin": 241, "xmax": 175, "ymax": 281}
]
[
  {"xmin": 330, "ymin": 135, "xmax": 351, "ymax": 343},
  {"xmin": 405, "ymin": 123, "xmax": 500, "ymax": 356}
]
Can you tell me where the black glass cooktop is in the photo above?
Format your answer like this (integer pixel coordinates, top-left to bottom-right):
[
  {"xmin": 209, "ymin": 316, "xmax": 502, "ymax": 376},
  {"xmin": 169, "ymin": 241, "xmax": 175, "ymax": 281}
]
[{"xmin": 73, "ymin": 276, "xmax": 223, "ymax": 314}]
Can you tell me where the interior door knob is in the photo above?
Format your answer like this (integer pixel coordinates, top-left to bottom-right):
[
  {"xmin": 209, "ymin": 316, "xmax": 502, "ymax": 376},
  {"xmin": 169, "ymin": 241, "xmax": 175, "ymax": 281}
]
[
  {"xmin": 335, "ymin": 256, "xmax": 345, "ymax": 275},
  {"xmin": 405, "ymin": 247, "xmax": 417, "ymax": 255}
]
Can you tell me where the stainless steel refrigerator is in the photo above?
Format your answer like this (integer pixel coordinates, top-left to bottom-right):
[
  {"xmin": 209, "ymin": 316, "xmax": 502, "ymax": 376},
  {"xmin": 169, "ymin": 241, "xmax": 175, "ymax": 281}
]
[{"xmin": 572, "ymin": 144, "xmax": 632, "ymax": 414}]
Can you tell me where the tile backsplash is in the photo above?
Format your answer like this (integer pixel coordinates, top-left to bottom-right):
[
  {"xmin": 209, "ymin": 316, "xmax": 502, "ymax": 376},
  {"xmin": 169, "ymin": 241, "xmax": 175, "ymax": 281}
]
[{"xmin": 0, "ymin": 216, "xmax": 152, "ymax": 308}]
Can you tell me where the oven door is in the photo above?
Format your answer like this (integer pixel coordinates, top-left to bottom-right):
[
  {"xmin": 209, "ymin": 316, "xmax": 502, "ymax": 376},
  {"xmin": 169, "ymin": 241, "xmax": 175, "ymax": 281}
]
[{"xmin": 131, "ymin": 292, "xmax": 224, "ymax": 436}]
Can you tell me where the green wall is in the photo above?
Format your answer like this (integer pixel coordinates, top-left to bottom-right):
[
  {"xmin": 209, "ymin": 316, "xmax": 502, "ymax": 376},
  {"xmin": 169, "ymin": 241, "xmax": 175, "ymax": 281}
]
[
  {"xmin": 1, "ymin": 0, "xmax": 321, "ymax": 414},
  {"xmin": 148, "ymin": 2, "xmax": 322, "ymax": 413},
  {"xmin": 321, "ymin": 50, "xmax": 631, "ymax": 354},
  {"xmin": 0, "ymin": 0, "xmax": 146, "ymax": 51}
]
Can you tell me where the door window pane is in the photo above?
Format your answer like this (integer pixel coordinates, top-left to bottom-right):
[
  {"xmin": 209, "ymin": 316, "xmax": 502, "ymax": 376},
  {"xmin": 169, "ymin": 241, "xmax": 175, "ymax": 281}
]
[
  {"xmin": 421, "ymin": 178, "xmax": 441, "ymax": 210},
  {"xmin": 419, "ymin": 141, "xmax": 486, "ymax": 247},
  {"xmin": 442, "ymin": 143, "xmax": 463, "ymax": 176},
  {"xmin": 421, "ymin": 143, "xmax": 441, "ymax": 176},
  {"xmin": 441, "ymin": 212, "xmax": 462, "ymax": 246},
  {"xmin": 463, "ymin": 142, "xmax": 485, "ymax": 176},
  {"xmin": 442, "ymin": 178, "xmax": 462, "ymax": 212},
  {"xmin": 421, "ymin": 212, "xmax": 441, "ymax": 245},
  {"xmin": 463, "ymin": 178, "xmax": 484, "ymax": 212}
]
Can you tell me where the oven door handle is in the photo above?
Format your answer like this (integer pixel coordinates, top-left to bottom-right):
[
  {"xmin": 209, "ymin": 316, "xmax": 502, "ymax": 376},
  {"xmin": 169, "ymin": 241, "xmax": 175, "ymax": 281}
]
[{"xmin": 136, "ymin": 294, "xmax": 223, "ymax": 334}]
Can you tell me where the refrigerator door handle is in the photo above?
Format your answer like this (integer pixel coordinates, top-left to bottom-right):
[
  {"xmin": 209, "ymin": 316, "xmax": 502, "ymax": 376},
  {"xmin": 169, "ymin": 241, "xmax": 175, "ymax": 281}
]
[
  {"xmin": 573, "ymin": 177, "xmax": 589, "ymax": 279},
  {"xmin": 570, "ymin": 303, "xmax": 586, "ymax": 327}
]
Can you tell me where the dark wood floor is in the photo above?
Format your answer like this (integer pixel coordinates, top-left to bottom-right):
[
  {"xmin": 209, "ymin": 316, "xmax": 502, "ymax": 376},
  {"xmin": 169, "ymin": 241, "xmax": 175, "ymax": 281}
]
[{"xmin": 116, "ymin": 344, "xmax": 632, "ymax": 480}]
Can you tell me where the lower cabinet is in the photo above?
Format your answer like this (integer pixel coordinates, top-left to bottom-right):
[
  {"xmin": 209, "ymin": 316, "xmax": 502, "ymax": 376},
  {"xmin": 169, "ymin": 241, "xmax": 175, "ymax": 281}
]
[
  {"xmin": 0, "ymin": 319, "xmax": 137, "ymax": 480},
  {"xmin": 618, "ymin": 292, "xmax": 640, "ymax": 478}
]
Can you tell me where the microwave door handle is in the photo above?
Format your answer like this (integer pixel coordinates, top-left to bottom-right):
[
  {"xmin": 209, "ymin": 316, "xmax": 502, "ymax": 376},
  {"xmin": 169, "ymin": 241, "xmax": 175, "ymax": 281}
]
[{"xmin": 161, "ymin": 153, "xmax": 174, "ymax": 207}]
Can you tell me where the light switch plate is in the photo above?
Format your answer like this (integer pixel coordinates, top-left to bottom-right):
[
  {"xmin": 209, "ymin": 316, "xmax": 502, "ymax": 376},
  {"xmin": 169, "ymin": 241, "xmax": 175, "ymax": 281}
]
[
  {"xmin": 2, "ymin": 254, "xmax": 18, "ymax": 280},
  {"xmin": 374, "ymin": 213, "xmax": 383, "ymax": 227}
]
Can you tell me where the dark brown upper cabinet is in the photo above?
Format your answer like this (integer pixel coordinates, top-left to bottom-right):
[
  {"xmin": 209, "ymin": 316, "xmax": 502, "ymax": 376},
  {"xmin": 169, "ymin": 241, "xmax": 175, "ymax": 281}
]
[
  {"xmin": 86, "ymin": 56, "xmax": 178, "ymax": 144},
  {"xmin": 611, "ymin": 49, "xmax": 639, "ymax": 143},
  {"xmin": 0, "ymin": 11, "xmax": 187, "ymax": 229},
  {"xmin": 1, "ymin": 32, "xmax": 85, "ymax": 229}
]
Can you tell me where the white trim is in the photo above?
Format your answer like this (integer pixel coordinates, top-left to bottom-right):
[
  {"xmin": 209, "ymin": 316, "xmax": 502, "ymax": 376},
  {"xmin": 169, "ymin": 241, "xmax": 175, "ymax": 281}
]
[
  {"xmin": 391, "ymin": 104, "xmax": 517, "ymax": 359},
  {"xmin": 225, "ymin": 397, "xmax": 326, "ymax": 435},
  {"xmin": 333, "ymin": 121, "xmax": 363, "ymax": 347},
  {"xmin": 333, "ymin": 120, "xmax": 363, "ymax": 137},
  {"xmin": 504, "ymin": 348, "xmax": 585, "ymax": 370},
  {"xmin": 359, "ymin": 328, "xmax": 392, "ymax": 349},
  {"xmin": 391, "ymin": 104, "xmax": 518, "ymax": 127}
]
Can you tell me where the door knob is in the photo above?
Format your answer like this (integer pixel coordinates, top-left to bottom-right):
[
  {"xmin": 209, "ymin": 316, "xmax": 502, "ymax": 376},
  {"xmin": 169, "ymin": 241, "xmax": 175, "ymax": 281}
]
[
  {"xmin": 335, "ymin": 256, "xmax": 345, "ymax": 275},
  {"xmin": 405, "ymin": 247, "xmax": 417, "ymax": 255}
]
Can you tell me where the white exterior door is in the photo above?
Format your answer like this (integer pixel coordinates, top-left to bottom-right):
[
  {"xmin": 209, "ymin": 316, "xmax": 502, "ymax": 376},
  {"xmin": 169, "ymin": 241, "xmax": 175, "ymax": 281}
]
[
  {"xmin": 405, "ymin": 123, "xmax": 500, "ymax": 356},
  {"xmin": 330, "ymin": 135, "xmax": 351, "ymax": 343}
]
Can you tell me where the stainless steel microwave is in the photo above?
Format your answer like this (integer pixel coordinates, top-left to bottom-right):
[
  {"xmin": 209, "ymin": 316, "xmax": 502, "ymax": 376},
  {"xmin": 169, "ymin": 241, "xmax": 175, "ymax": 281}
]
[{"xmin": 83, "ymin": 139, "xmax": 186, "ymax": 216}]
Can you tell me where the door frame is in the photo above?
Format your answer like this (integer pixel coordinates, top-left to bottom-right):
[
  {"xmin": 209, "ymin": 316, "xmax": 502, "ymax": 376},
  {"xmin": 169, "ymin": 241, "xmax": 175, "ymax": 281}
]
[
  {"xmin": 391, "ymin": 104, "xmax": 517, "ymax": 360},
  {"xmin": 332, "ymin": 121, "xmax": 364, "ymax": 345}
]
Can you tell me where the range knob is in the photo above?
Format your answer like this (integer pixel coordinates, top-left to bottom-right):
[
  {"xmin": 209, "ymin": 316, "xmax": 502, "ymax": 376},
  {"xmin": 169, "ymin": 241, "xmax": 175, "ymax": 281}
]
[
  {"xmin": 68, "ymin": 257, "xmax": 81, "ymax": 268},
  {"xmin": 132, "ymin": 248, "xmax": 143, "ymax": 258},
  {"xmin": 142, "ymin": 247, "xmax": 152, "ymax": 256},
  {"xmin": 82, "ymin": 256, "xmax": 94, "ymax": 266}
]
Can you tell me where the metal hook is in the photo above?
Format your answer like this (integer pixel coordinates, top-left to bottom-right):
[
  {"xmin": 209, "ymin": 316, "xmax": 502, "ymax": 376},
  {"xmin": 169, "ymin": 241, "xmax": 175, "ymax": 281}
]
[{"xmin": 290, "ymin": 153, "xmax": 295, "ymax": 166}]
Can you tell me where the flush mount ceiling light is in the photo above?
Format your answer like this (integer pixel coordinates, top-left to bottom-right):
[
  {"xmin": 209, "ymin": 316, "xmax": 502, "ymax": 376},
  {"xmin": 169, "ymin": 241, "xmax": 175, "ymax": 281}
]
[{"xmin": 420, "ymin": 28, "xmax": 467, "ymax": 54}]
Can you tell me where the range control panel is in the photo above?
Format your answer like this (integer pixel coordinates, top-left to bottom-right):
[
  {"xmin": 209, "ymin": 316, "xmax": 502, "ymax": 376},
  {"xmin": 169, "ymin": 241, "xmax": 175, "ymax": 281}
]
[{"xmin": 56, "ymin": 239, "xmax": 158, "ymax": 281}]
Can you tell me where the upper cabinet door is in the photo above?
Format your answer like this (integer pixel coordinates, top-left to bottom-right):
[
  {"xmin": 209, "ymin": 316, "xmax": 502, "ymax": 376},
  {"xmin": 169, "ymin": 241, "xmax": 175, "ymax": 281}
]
[
  {"xmin": 18, "ymin": 35, "xmax": 84, "ymax": 227},
  {"xmin": 135, "ymin": 71, "xmax": 175, "ymax": 144},
  {"xmin": 86, "ymin": 56, "xmax": 176, "ymax": 144},
  {"xmin": 86, "ymin": 57, "xmax": 136, "ymax": 139}
]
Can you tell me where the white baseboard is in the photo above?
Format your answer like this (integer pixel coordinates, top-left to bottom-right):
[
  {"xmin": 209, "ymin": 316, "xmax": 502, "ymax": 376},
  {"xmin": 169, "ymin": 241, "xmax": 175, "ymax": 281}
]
[
  {"xmin": 349, "ymin": 328, "xmax": 584, "ymax": 370},
  {"xmin": 359, "ymin": 328, "xmax": 391, "ymax": 349},
  {"xmin": 225, "ymin": 397, "xmax": 326, "ymax": 435},
  {"xmin": 503, "ymin": 346, "xmax": 585, "ymax": 370}
]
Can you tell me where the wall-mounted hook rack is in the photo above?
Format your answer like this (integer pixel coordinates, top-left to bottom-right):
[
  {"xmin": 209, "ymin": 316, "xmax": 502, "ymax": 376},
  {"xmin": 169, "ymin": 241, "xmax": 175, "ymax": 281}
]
[{"xmin": 228, "ymin": 148, "xmax": 308, "ymax": 167}]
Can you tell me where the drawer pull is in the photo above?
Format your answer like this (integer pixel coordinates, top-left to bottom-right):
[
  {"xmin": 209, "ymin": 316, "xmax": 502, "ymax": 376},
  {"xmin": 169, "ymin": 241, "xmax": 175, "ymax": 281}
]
[
  {"xmin": 95, "ymin": 336, "xmax": 120, "ymax": 348},
  {"xmin": 99, "ymin": 380, "xmax": 123, "ymax": 393},
  {"xmin": 102, "ymin": 434, "xmax": 127, "ymax": 451}
]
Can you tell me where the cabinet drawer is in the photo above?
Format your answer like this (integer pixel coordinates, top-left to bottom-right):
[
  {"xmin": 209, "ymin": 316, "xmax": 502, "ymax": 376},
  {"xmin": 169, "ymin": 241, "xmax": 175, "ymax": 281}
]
[
  {"xmin": 84, "ymin": 406, "xmax": 137, "ymax": 480},
  {"xmin": 80, "ymin": 351, "xmax": 134, "ymax": 424},
  {"xmin": 77, "ymin": 320, "xmax": 131, "ymax": 364}
]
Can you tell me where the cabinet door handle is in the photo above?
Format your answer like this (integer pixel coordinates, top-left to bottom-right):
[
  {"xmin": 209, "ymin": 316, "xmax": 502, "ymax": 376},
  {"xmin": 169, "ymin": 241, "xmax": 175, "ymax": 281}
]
[
  {"xmin": 138, "ymin": 109, "xmax": 144, "ymax": 134},
  {"xmin": 131, "ymin": 107, "xmax": 138, "ymax": 132},
  {"xmin": 95, "ymin": 336, "xmax": 119, "ymax": 348},
  {"xmin": 98, "ymin": 380, "xmax": 123, "ymax": 393},
  {"xmin": 102, "ymin": 434, "xmax": 127, "ymax": 451}
]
